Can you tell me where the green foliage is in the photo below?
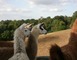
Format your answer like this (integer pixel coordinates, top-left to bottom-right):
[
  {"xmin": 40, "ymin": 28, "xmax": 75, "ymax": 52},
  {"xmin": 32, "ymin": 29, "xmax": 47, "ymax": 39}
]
[
  {"xmin": 51, "ymin": 19, "xmax": 66, "ymax": 32},
  {"xmin": 71, "ymin": 11, "xmax": 77, "ymax": 26},
  {"xmin": 0, "ymin": 11, "xmax": 77, "ymax": 41},
  {"xmin": 72, "ymin": 11, "xmax": 77, "ymax": 21}
]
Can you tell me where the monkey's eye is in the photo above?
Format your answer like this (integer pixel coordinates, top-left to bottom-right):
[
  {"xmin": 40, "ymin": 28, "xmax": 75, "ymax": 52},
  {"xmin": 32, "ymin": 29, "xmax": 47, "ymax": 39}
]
[{"xmin": 25, "ymin": 30, "xmax": 27, "ymax": 32}]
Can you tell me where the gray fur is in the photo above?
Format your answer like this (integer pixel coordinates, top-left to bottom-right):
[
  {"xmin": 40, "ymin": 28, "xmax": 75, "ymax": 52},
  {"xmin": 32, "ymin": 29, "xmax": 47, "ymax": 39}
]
[
  {"xmin": 26, "ymin": 23, "xmax": 47, "ymax": 60},
  {"xmin": 8, "ymin": 23, "xmax": 31, "ymax": 60}
]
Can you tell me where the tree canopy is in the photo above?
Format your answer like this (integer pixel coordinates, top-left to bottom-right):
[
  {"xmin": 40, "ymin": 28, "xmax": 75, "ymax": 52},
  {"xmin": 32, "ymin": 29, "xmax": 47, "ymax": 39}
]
[{"xmin": 0, "ymin": 11, "xmax": 77, "ymax": 41}]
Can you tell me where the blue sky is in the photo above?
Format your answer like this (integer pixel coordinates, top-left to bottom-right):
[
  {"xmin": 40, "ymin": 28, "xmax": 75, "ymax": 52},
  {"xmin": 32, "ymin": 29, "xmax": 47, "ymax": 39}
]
[{"xmin": 0, "ymin": 0, "xmax": 77, "ymax": 20}]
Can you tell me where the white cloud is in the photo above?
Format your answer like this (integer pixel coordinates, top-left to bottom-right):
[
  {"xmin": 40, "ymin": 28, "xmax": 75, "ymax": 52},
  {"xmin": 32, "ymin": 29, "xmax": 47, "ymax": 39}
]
[
  {"xmin": 0, "ymin": 0, "xmax": 77, "ymax": 20},
  {"xmin": 0, "ymin": 8, "xmax": 31, "ymax": 15},
  {"xmin": 41, "ymin": 7, "xmax": 63, "ymax": 12},
  {"xmin": 0, "ymin": 0, "xmax": 33, "ymax": 20},
  {"xmin": 49, "ymin": 8, "xmax": 62, "ymax": 12},
  {"xmin": 0, "ymin": 0, "xmax": 31, "ymax": 13},
  {"xmin": 29, "ymin": 0, "xmax": 63, "ymax": 5},
  {"xmin": 29, "ymin": 0, "xmax": 77, "ymax": 6},
  {"xmin": 0, "ymin": 0, "xmax": 12, "ymax": 12},
  {"xmin": 28, "ymin": 0, "xmax": 77, "ymax": 14},
  {"xmin": 28, "ymin": 0, "xmax": 69, "ymax": 13},
  {"xmin": 0, "ymin": 10, "xmax": 32, "ymax": 20},
  {"xmin": 0, "ymin": 0, "xmax": 9, "ymax": 7},
  {"xmin": 29, "ymin": 0, "xmax": 53, "ymax": 5}
]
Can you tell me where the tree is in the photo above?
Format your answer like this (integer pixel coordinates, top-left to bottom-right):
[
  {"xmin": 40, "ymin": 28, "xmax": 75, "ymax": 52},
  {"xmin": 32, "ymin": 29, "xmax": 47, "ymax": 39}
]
[
  {"xmin": 0, "ymin": 11, "xmax": 77, "ymax": 41},
  {"xmin": 1, "ymin": 30, "xmax": 10, "ymax": 40},
  {"xmin": 51, "ymin": 19, "xmax": 66, "ymax": 32},
  {"xmin": 72, "ymin": 11, "xmax": 77, "ymax": 21},
  {"xmin": 70, "ymin": 11, "xmax": 77, "ymax": 26}
]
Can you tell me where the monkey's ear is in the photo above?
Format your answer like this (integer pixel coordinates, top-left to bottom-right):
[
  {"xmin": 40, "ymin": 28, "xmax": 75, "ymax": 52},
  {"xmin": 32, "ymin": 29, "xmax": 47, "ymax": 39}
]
[
  {"xmin": 26, "ymin": 23, "xmax": 30, "ymax": 25},
  {"xmin": 41, "ymin": 22, "xmax": 44, "ymax": 25},
  {"xmin": 26, "ymin": 23, "xmax": 33, "ymax": 31},
  {"xmin": 27, "ymin": 23, "xmax": 33, "ymax": 27}
]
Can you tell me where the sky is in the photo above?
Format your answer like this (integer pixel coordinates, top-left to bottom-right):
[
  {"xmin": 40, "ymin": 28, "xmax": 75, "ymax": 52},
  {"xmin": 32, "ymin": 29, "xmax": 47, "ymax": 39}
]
[{"xmin": 0, "ymin": 0, "xmax": 77, "ymax": 20}]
